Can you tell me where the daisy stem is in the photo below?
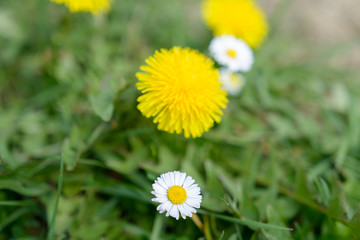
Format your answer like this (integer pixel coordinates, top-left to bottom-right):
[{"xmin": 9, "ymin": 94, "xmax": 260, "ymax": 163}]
[
  {"xmin": 203, "ymin": 215, "xmax": 213, "ymax": 240},
  {"xmin": 191, "ymin": 213, "xmax": 204, "ymax": 232}
]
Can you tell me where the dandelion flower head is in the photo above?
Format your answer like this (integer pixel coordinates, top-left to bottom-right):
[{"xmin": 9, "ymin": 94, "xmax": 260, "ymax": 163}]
[
  {"xmin": 51, "ymin": 0, "xmax": 111, "ymax": 14},
  {"xmin": 202, "ymin": 0, "xmax": 268, "ymax": 48},
  {"xmin": 152, "ymin": 171, "xmax": 202, "ymax": 220},
  {"xmin": 219, "ymin": 69, "xmax": 246, "ymax": 96},
  {"xmin": 209, "ymin": 35, "xmax": 254, "ymax": 72},
  {"xmin": 136, "ymin": 47, "xmax": 228, "ymax": 138}
]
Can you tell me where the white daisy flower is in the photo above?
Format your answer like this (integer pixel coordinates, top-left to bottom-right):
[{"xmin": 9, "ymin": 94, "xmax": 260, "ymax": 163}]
[
  {"xmin": 219, "ymin": 68, "xmax": 246, "ymax": 96},
  {"xmin": 209, "ymin": 35, "xmax": 254, "ymax": 72},
  {"xmin": 151, "ymin": 171, "xmax": 202, "ymax": 220}
]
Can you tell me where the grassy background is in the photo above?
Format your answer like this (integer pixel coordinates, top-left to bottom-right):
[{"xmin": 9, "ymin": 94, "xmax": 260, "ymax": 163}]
[{"xmin": 1, "ymin": 0, "xmax": 360, "ymax": 239}]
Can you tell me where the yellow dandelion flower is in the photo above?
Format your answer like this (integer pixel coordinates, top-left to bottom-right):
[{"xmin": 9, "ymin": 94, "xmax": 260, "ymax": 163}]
[
  {"xmin": 136, "ymin": 47, "xmax": 228, "ymax": 138},
  {"xmin": 51, "ymin": 0, "xmax": 111, "ymax": 14},
  {"xmin": 202, "ymin": 0, "xmax": 268, "ymax": 48}
]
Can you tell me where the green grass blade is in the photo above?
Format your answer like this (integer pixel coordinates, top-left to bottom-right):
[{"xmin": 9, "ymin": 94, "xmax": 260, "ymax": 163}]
[
  {"xmin": 0, "ymin": 200, "xmax": 34, "ymax": 206},
  {"xmin": 46, "ymin": 153, "xmax": 64, "ymax": 240},
  {"xmin": 0, "ymin": 208, "xmax": 30, "ymax": 232},
  {"xmin": 198, "ymin": 210, "xmax": 293, "ymax": 231}
]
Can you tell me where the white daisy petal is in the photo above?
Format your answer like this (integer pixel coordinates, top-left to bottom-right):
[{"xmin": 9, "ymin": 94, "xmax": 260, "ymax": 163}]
[
  {"xmin": 152, "ymin": 196, "xmax": 168, "ymax": 203},
  {"xmin": 170, "ymin": 205, "xmax": 180, "ymax": 220},
  {"xmin": 186, "ymin": 198, "xmax": 202, "ymax": 208},
  {"xmin": 174, "ymin": 171, "xmax": 182, "ymax": 185},
  {"xmin": 183, "ymin": 202, "xmax": 197, "ymax": 214},
  {"xmin": 171, "ymin": 171, "xmax": 177, "ymax": 186},
  {"xmin": 152, "ymin": 184, "xmax": 167, "ymax": 195},
  {"xmin": 188, "ymin": 195, "xmax": 202, "ymax": 200},
  {"xmin": 182, "ymin": 176, "xmax": 195, "ymax": 189},
  {"xmin": 164, "ymin": 172, "xmax": 174, "ymax": 187},
  {"xmin": 209, "ymin": 35, "xmax": 254, "ymax": 72},
  {"xmin": 165, "ymin": 203, "xmax": 175, "ymax": 217},
  {"xmin": 187, "ymin": 187, "xmax": 201, "ymax": 196},
  {"xmin": 178, "ymin": 204, "xmax": 188, "ymax": 219},
  {"xmin": 157, "ymin": 177, "xmax": 169, "ymax": 190},
  {"xmin": 153, "ymin": 192, "xmax": 167, "ymax": 198},
  {"xmin": 178, "ymin": 172, "xmax": 187, "ymax": 186},
  {"xmin": 151, "ymin": 171, "xmax": 202, "ymax": 220},
  {"xmin": 157, "ymin": 200, "xmax": 172, "ymax": 213},
  {"xmin": 185, "ymin": 183, "xmax": 199, "ymax": 192}
]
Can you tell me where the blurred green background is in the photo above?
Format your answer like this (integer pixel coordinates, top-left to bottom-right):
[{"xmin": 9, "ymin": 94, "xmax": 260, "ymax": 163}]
[{"xmin": 0, "ymin": 0, "xmax": 360, "ymax": 239}]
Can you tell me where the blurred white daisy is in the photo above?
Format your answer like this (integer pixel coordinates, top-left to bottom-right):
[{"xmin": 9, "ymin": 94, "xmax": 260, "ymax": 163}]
[
  {"xmin": 152, "ymin": 171, "xmax": 202, "ymax": 220},
  {"xmin": 219, "ymin": 69, "xmax": 246, "ymax": 96},
  {"xmin": 209, "ymin": 35, "xmax": 254, "ymax": 72}
]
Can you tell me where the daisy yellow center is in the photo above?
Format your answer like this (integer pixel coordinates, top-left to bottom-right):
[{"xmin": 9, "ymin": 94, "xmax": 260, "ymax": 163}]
[
  {"xmin": 136, "ymin": 47, "xmax": 228, "ymax": 138},
  {"xmin": 202, "ymin": 0, "xmax": 268, "ymax": 48},
  {"xmin": 226, "ymin": 49, "xmax": 237, "ymax": 58},
  {"xmin": 167, "ymin": 185, "xmax": 187, "ymax": 204},
  {"xmin": 230, "ymin": 74, "xmax": 242, "ymax": 84}
]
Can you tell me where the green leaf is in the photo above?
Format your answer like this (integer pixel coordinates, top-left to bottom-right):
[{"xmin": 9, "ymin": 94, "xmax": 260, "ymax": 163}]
[
  {"xmin": 262, "ymin": 205, "xmax": 292, "ymax": 240},
  {"xmin": 296, "ymin": 168, "xmax": 312, "ymax": 199},
  {"xmin": 273, "ymin": 197, "xmax": 299, "ymax": 221},
  {"xmin": 327, "ymin": 180, "xmax": 346, "ymax": 219},
  {"xmin": 216, "ymin": 169, "xmax": 239, "ymax": 200},
  {"xmin": 0, "ymin": 200, "xmax": 34, "ymax": 206},
  {"xmin": 61, "ymin": 138, "xmax": 78, "ymax": 171},
  {"xmin": 140, "ymin": 145, "xmax": 178, "ymax": 174},
  {"xmin": 241, "ymin": 193, "xmax": 260, "ymax": 222},
  {"xmin": 205, "ymin": 160, "xmax": 224, "ymax": 196},
  {"xmin": 0, "ymin": 180, "xmax": 49, "ymax": 196},
  {"xmin": 104, "ymin": 154, "xmax": 138, "ymax": 174},
  {"xmin": 0, "ymin": 139, "xmax": 16, "ymax": 170},
  {"xmin": 0, "ymin": 207, "xmax": 31, "ymax": 232},
  {"xmin": 88, "ymin": 76, "xmax": 125, "ymax": 122},
  {"xmin": 104, "ymin": 137, "xmax": 147, "ymax": 174},
  {"xmin": 89, "ymin": 93, "xmax": 114, "ymax": 122},
  {"xmin": 100, "ymin": 185, "xmax": 151, "ymax": 204},
  {"xmin": 349, "ymin": 206, "xmax": 360, "ymax": 233},
  {"xmin": 255, "ymin": 183, "xmax": 278, "ymax": 220},
  {"xmin": 315, "ymin": 177, "xmax": 331, "ymax": 206},
  {"xmin": 201, "ymin": 192, "xmax": 227, "ymax": 213},
  {"xmin": 335, "ymin": 139, "xmax": 349, "ymax": 170}
]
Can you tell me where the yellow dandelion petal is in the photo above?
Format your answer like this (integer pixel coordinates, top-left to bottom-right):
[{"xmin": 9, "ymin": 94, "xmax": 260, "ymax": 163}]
[
  {"xmin": 202, "ymin": 0, "xmax": 268, "ymax": 48},
  {"xmin": 51, "ymin": 0, "xmax": 111, "ymax": 14},
  {"xmin": 136, "ymin": 47, "xmax": 228, "ymax": 138}
]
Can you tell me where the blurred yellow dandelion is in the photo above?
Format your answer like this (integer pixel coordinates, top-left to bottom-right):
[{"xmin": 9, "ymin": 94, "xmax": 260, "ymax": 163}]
[
  {"xmin": 51, "ymin": 0, "xmax": 111, "ymax": 14},
  {"xmin": 136, "ymin": 47, "xmax": 228, "ymax": 138},
  {"xmin": 202, "ymin": 0, "xmax": 268, "ymax": 48}
]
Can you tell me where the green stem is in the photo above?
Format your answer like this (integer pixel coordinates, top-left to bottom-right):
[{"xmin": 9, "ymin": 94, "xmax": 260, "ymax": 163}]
[
  {"xmin": 204, "ymin": 215, "xmax": 213, "ymax": 240},
  {"xmin": 150, "ymin": 214, "xmax": 164, "ymax": 240}
]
